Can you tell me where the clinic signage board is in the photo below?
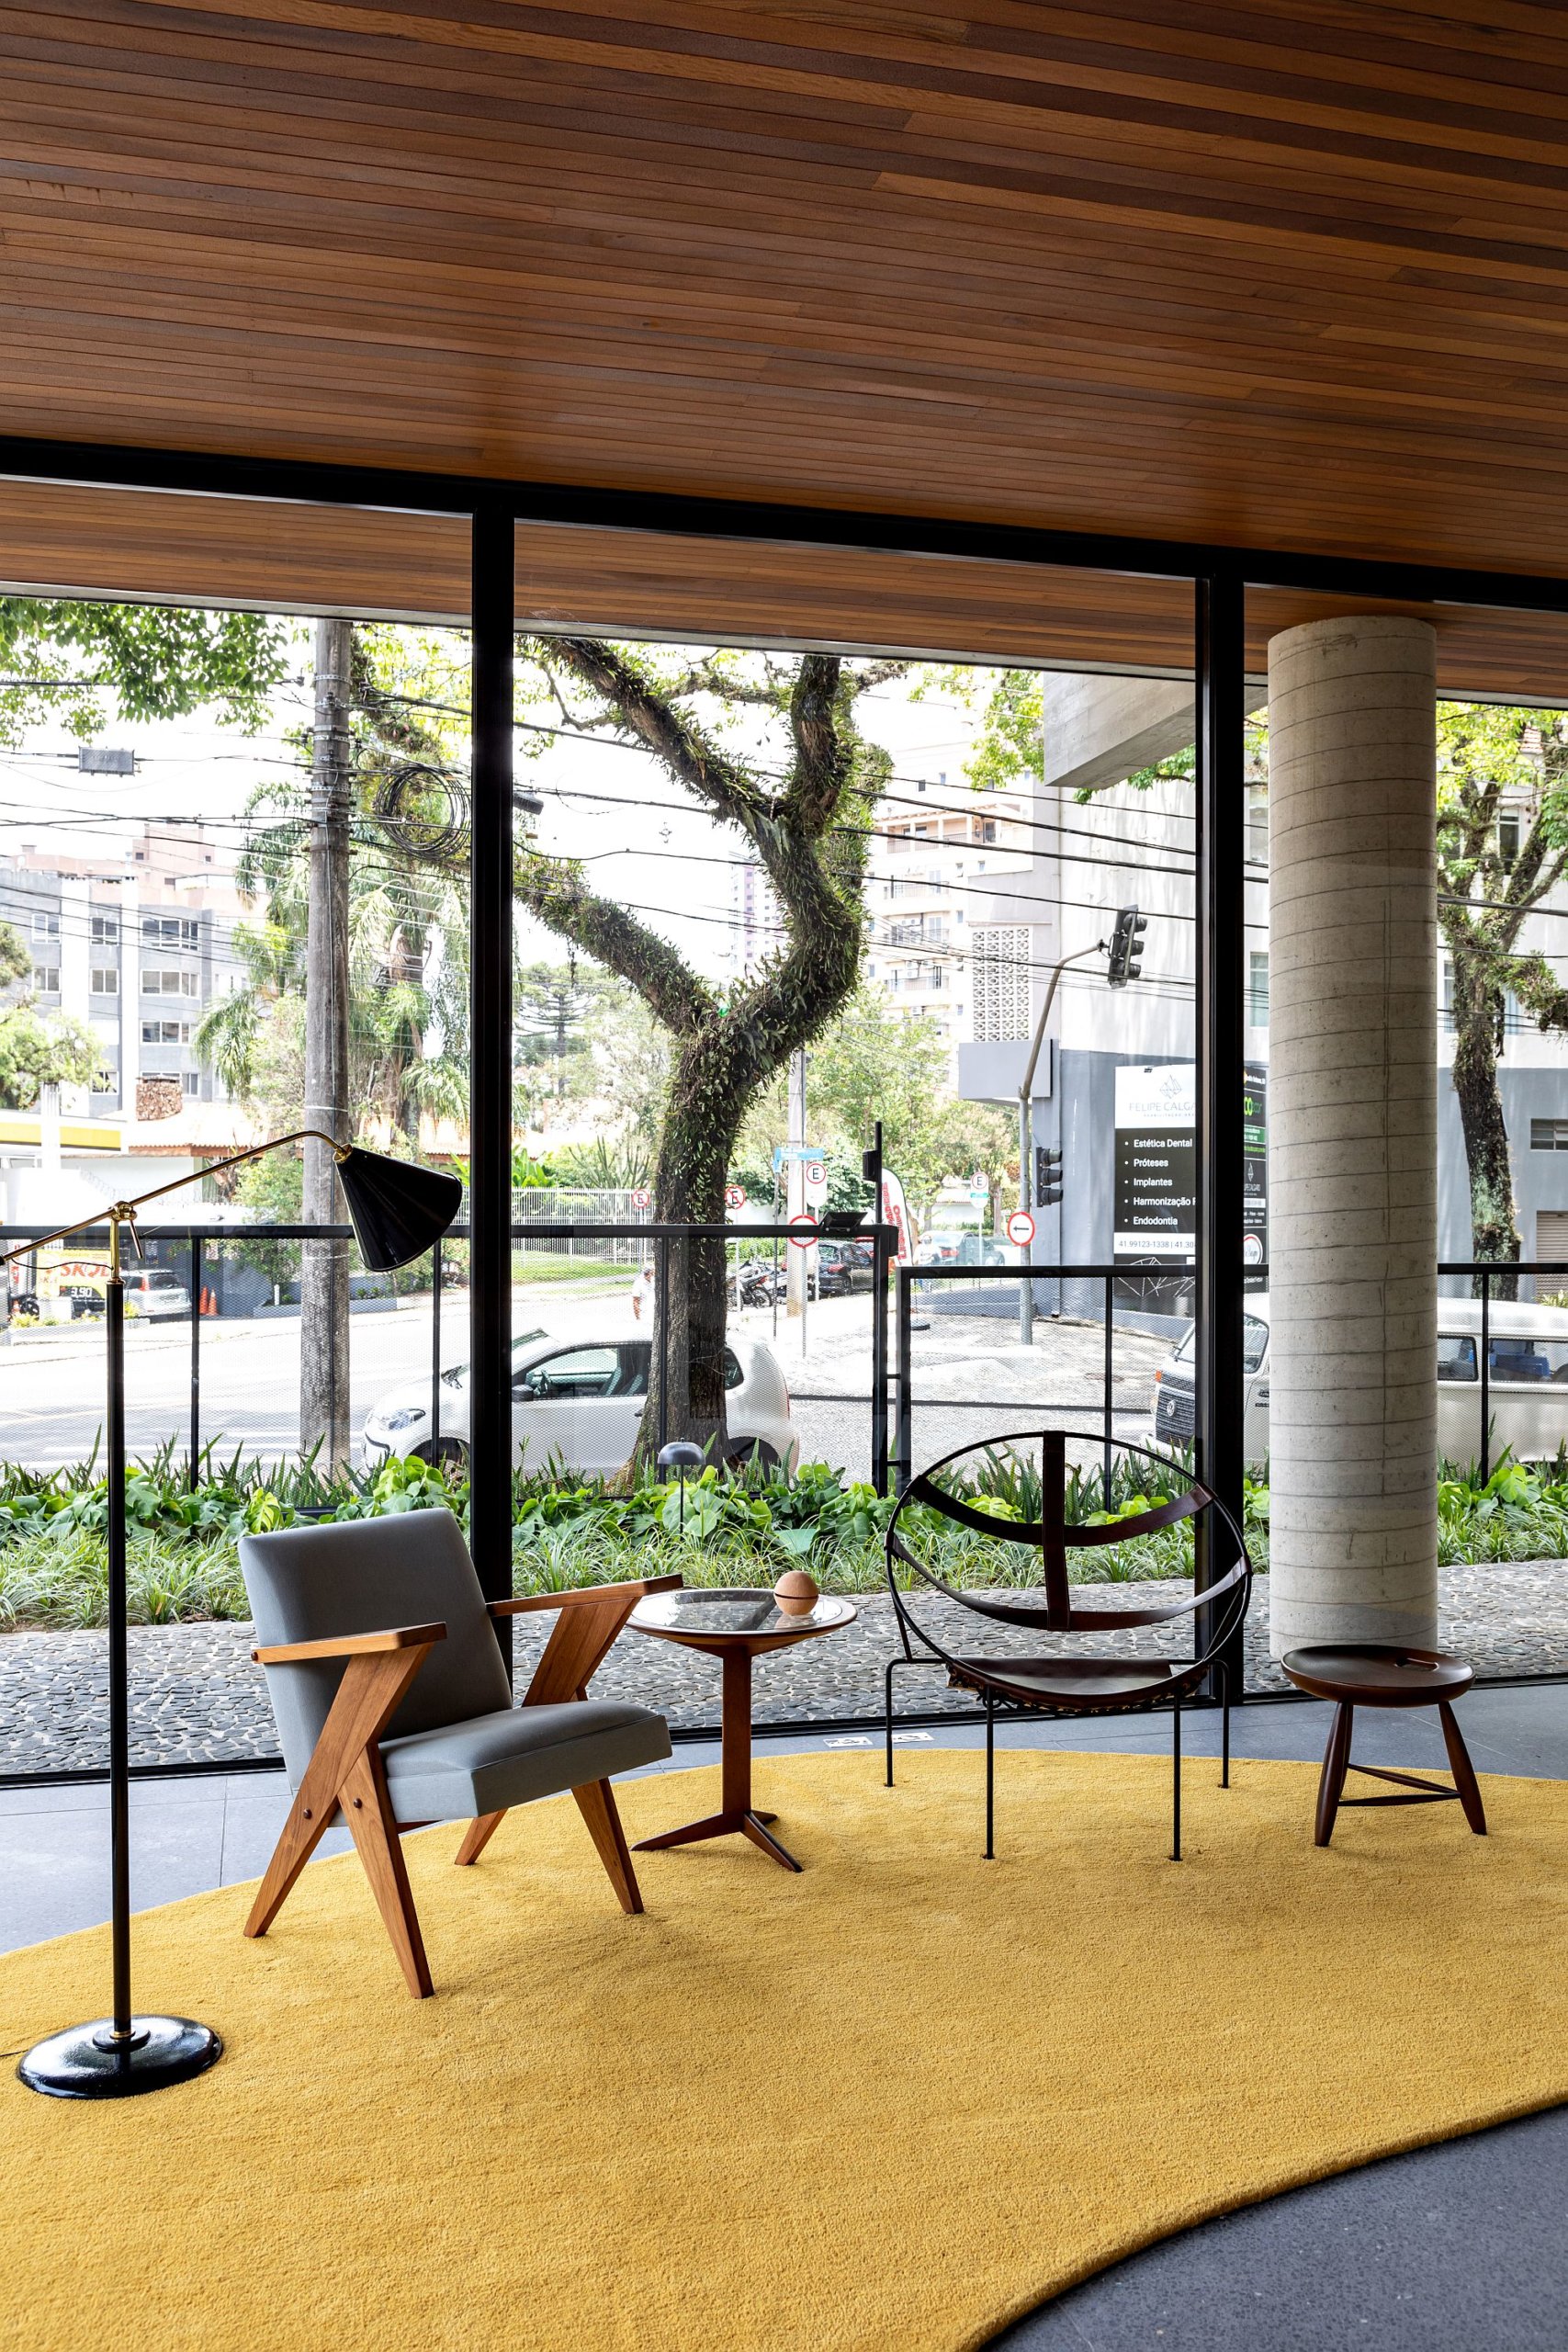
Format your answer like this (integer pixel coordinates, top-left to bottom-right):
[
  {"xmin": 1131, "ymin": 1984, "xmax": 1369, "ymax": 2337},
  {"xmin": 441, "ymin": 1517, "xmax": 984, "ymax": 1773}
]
[
  {"xmin": 1112, "ymin": 1060, "xmax": 1269, "ymax": 1268},
  {"xmin": 1113, "ymin": 1063, "xmax": 1196, "ymax": 1261}
]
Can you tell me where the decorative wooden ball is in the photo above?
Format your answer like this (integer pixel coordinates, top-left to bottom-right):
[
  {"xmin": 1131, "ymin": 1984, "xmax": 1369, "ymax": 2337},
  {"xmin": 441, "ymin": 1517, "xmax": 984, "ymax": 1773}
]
[{"xmin": 773, "ymin": 1566, "xmax": 820, "ymax": 1618}]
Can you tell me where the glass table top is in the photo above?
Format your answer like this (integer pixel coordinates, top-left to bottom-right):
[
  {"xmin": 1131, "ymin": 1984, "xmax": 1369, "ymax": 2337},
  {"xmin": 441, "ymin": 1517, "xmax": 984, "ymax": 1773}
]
[{"xmin": 629, "ymin": 1587, "xmax": 856, "ymax": 1639}]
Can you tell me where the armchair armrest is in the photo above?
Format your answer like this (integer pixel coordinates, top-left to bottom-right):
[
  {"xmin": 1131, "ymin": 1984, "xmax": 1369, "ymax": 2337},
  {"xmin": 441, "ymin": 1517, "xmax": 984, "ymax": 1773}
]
[
  {"xmin": 498, "ymin": 1576, "xmax": 684, "ymax": 1706},
  {"xmin": 252, "ymin": 1622, "xmax": 447, "ymax": 1666},
  {"xmin": 488, "ymin": 1574, "xmax": 682, "ymax": 1620}
]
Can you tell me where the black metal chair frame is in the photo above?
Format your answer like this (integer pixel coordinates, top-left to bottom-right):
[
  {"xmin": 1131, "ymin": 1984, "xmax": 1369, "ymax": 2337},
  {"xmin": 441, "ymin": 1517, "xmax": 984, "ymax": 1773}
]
[{"xmin": 884, "ymin": 1430, "xmax": 1254, "ymax": 1860}]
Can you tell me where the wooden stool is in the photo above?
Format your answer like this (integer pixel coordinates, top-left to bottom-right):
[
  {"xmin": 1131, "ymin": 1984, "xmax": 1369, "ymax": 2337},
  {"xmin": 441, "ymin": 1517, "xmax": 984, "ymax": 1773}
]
[{"xmin": 1281, "ymin": 1645, "xmax": 1487, "ymax": 1848}]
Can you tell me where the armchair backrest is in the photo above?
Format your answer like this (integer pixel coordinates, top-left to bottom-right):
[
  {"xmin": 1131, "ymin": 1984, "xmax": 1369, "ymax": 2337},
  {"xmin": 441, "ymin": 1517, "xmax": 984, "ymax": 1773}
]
[{"xmin": 240, "ymin": 1509, "xmax": 511, "ymax": 1785}]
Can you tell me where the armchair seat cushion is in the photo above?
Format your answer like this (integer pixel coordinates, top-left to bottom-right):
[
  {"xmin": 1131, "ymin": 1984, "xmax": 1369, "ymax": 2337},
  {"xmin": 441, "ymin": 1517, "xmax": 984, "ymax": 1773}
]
[{"xmin": 379, "ymin": 1700, "xmax": 671, "ymax": 1824}]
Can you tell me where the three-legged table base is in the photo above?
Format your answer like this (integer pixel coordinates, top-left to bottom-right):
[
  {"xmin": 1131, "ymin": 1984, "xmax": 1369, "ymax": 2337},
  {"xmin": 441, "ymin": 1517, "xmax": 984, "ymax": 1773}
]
[
  {"xmin": 633, "ymin": 1645, "xmax": 805, "ymax": 1870},
  {"xmin": 635, "ymin": 1806, "xmax": 801, "ymax": 1871}
]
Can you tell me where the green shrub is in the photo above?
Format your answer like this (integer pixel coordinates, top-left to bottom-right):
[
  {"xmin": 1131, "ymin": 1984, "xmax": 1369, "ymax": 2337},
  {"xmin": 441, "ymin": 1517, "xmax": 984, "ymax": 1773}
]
[{"xmin": 17, "ymin": 1435, "xmax": 1565, "ymax": 1635}]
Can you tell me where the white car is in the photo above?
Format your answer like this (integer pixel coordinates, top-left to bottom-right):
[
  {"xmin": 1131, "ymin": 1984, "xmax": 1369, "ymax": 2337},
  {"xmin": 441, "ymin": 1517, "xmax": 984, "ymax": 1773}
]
[
  {"xmin": 124, "ymin": 1268, "xmax": 192, "ymax": 1319},
  {"xmin": 362, "ymin": 1327, "xmax": 799, "ymax": 1477},
  {"xmin": 61, "ymin": 1267, "xmax": 191, "ymax": 1320},
  {"xmin": 1148, "ymin": 1292, "xmax": 1568, "ymax": 1469}
]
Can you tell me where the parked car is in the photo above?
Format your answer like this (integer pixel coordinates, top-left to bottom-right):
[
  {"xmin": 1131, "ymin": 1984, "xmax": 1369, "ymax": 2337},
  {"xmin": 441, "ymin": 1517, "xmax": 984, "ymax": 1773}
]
[
  {"xmin": 41, "ymin": 1268, "xmax": 190, "ymax": 1321},
  {"xmin": 363, "ymin": 1327, "xmax": 798, "ymax": 1476},
  {"xmin": 1146, "ymin": 1293, "xmax": 1568, "ymax": 1468},
  {"xmin": 814, "ymin": 1238, "xmax": 874, "ymax": 1294},
  {"xmin": 123, "ymin": 1268, "xmax": 192, "ymax": 1319}
]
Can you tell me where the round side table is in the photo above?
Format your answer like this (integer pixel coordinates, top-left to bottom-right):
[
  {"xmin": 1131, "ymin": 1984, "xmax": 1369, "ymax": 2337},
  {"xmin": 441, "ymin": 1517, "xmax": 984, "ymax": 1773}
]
[
  {"xmin": 1281, "ymin": 1644, "xmax": 1487, "ymax": 1848},
  {"xmin": 627, "ymin": 1588, "xmax": 856, "ymax": 1871}
]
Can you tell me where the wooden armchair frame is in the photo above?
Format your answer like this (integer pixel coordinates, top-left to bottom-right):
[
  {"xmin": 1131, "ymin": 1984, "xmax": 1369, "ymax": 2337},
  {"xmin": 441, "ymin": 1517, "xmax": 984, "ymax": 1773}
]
[{"xmin": 243, "ymin": 1573, "xmax": 680, "ymax": 1997}]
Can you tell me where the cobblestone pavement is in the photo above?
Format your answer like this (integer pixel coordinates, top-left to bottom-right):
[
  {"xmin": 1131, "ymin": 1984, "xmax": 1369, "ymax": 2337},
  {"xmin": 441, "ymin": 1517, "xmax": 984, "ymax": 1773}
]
[{"xmin": 5, "ymin": 1564, "xmax": 1568, "ymax": 1775}]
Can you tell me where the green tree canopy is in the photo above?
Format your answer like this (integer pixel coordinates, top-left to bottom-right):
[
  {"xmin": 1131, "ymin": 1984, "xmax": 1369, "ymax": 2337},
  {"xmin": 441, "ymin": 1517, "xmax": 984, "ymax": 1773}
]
[
  {"xmin": 736, "ymin": 987, "xmax": 1013, "ymax": 1209},
  {"xmin": 0, "ymin": 597, "xmax": 288, "ymax": 746},
  {"xmin": 0, "ymin": 1005, "xmax": 100, "ymax": 1108}
]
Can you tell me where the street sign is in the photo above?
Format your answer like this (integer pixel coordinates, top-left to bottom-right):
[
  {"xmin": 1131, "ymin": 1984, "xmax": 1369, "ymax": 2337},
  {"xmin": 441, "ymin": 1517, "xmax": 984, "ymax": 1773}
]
[
  {"xmin": 1006, "ymin": 1209, "xmax": 1036, "ymax": 1248},
  {"xmin": 804, "ymin": 1162, "xmax": 825, "ymax": 1189},
  {"xmin": 967, "ymin": 1185, "xmax": 989, "ymax": 1207},
  {"xmin": 631, "ymin": 1187, "xmax": 652, "ymax": 1210},
  {"xmin": 787, "ymin": 1213, "xmax": 819, "ymax": 1249},
  {"xmin": 725, "ymin": 1183, "xmax": 747, "ymax": 1209},
  {"xmin": 772, "ymin": 1144, "xmax": 824, "ymax": 1166}
]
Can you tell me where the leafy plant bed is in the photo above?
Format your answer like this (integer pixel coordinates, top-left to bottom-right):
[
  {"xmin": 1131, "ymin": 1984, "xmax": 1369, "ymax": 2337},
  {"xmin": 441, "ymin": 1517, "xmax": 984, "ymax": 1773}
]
[
  {"xmin": 14, "ymin": 1438, "xmax": 1562, "ymax": 1635},
  {"xmin": 0, "ymin": 1442, "xmax": 1221, "ymax": 1631}
]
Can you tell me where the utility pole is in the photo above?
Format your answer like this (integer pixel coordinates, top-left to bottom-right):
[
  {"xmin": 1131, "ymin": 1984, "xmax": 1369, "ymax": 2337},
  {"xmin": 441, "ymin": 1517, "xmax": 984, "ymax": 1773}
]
[{"xmin": 299, "ymin": 615, "xmax": 353, "ymax": 1468}]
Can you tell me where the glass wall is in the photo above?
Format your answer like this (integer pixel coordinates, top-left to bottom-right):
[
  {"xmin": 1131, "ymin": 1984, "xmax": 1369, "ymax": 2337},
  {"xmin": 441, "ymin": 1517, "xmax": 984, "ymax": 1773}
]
[{"xmin": 0, "ymin": 482, "xmax": 472, "ymax": 1772}]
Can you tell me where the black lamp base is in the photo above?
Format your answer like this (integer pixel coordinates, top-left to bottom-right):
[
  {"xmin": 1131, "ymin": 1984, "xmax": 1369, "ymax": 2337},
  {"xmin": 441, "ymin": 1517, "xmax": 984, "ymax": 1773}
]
[{"xmin": 17, "ymin": 2015, "xmax": 222, "ymax": 2099}]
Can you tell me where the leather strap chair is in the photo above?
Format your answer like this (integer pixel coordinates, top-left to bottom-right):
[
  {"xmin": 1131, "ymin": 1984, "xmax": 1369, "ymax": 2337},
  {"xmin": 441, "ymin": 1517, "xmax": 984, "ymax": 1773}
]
[{"xmin": 240, "ymin": 1509, "xmax": 676, "ymax": 1995}]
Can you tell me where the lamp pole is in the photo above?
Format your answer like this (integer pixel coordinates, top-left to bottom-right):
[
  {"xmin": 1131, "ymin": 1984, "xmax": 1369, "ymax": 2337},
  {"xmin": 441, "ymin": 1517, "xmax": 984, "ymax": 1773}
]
[
  {"xmin": 1017, "ymin": 941, "xmax": 1106, "ymax": 1345},
  {"xmin": 16, "ymin": 1200, "xmax": 223, "ymax": 2098}
]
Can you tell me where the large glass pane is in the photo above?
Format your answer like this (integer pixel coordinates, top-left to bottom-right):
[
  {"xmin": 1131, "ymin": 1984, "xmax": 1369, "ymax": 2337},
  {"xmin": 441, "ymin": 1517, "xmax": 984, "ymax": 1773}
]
[
  {"xmin": 513, "ymin": 531, "xmax": 1197, "ymax": 1730},
  {"xmin": 0, "ymin": 482, "xmax": 471, "ymax": 1775}
]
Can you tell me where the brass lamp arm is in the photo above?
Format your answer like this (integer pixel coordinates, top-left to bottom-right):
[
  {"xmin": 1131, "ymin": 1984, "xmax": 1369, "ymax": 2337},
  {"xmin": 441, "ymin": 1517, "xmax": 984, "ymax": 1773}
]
[{"xmin": 0, "ymin": 1126, "xmax": 348, "ymax": 1272}]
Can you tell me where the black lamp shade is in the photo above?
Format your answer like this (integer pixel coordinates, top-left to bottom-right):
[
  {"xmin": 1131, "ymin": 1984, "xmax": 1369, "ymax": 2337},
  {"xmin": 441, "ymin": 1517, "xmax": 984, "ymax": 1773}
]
[{"xmin": 337, "ymin": 1148, "xmax": 463, "ymax": 1272}]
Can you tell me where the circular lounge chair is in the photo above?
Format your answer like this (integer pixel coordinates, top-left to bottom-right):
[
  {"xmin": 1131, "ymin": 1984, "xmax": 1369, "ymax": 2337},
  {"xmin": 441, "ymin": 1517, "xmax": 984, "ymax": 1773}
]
[{"xmin": 884, "ymin": 1430, "xmax": 1253, "ymax": 1860}]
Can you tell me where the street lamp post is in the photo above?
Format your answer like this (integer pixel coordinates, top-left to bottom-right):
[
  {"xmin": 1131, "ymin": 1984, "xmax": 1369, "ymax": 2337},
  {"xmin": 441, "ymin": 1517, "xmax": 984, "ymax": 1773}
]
[{"xmin": 1016, "ymin": 941, "xmax": 1108, "ymax": 1346}]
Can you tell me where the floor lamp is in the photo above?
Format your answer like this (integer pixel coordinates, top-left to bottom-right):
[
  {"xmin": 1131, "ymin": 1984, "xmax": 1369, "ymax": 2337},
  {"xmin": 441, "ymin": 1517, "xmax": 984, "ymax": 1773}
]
[{"xmin": 11, "ymin": 1131, "xmax": 462, "ymax": 2099}]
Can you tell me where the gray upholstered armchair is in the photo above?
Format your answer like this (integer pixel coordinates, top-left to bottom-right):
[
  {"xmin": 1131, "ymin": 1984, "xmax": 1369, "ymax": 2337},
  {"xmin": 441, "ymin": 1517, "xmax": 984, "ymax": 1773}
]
[{"xmin": 239, "ymin": 1509, "xmax": 676, "ymax": 1996}]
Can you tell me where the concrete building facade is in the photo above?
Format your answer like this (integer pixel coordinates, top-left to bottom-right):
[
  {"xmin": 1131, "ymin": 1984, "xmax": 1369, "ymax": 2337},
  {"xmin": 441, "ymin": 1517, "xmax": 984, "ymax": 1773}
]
[{"xmin": 0, "ymin": 824, "xmax": 241, "ymax": 1118}]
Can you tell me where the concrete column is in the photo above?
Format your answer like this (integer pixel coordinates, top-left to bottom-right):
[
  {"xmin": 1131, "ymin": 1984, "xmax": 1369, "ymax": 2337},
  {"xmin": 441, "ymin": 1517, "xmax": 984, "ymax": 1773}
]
[{"xmin": 1267, "ymin": 615, "xmax": 1438, "ymax": 1655}]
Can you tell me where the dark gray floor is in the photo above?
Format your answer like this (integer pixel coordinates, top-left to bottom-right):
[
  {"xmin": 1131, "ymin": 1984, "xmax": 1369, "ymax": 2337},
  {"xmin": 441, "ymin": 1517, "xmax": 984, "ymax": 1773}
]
[
  {"xmin": 993, "ymin": 2106, "xmax": 1568, "ymax": 2351},
  {"xmin": 4, "ymin": 1687, "xmax": 1566, "ymax": 2347}
]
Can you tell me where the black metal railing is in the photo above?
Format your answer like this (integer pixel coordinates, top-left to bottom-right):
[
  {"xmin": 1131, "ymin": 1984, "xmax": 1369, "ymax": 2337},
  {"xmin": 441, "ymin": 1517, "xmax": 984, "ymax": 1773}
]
[
  {"xmin": 0, "ymin": 1216, "xmax": 897, "ymax": 1489},
  {"xmin": 892, "ymin": 1260, "xmax": 1192, "ymax": 1497},
  {"xmin": 892, "ymin": 1256, "xmax": 1568, "ymax": 1495}
]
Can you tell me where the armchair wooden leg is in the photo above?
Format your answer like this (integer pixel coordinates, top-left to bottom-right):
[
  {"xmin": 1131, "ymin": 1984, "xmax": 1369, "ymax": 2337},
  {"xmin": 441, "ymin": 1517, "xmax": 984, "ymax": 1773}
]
[
  {"xmin": 454, "ymin": 1811, "xmax": 507, "ymax": 1867},
  {"xmin": 245, "ymin": 1782, "xmax": 337, "ymax": 1943},
  {"xmin": 244, "ymin": 1643, "xmax": 437, "ymax": 1996},
  {"xmin": 339, "ymin": 1748, "xmax": 433, "ymax": 1998},
  {"xmin": 573, "ymin": 1779, "xmax": 644, "ymax": 1915}
]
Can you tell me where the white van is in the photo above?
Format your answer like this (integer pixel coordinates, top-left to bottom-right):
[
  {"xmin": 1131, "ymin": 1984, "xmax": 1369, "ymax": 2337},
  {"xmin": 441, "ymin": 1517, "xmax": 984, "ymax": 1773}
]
[{"xmin": 1148, "ymin": 1292, "xmax": 1568, "ymax": 1470}]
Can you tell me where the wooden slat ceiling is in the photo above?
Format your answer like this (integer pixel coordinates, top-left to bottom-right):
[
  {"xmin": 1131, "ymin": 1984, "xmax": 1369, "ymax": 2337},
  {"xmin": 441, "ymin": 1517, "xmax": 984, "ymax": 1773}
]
[{"xmin": 9, "ymin": 2, "xmax": 1568, "ymax": 673}]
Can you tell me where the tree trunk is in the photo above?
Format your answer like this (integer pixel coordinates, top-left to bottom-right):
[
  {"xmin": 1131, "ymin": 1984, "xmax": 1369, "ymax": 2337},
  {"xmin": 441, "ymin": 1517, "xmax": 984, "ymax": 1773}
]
[
  {"xmin": 1450, "ymin": 989, "xmax": 1521, "ymax": 1300},
  {"xmin": 640, "ymin": 1031, "xmax": 748, "ymax": 1465},
  {"xmin": 300, "ymin": 616, "xmax": 354, "ymax": 1464}
]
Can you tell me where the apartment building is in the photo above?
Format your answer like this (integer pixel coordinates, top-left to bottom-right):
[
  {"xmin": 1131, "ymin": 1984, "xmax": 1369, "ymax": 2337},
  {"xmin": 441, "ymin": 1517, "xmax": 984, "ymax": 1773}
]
[
  {"xmin": 864, "ymin": 776, "xmax": 1033, "ymax": 1075},
  {"xmin": 0, "ymin": 823, "xmax": 240, "ymax": 1118}
]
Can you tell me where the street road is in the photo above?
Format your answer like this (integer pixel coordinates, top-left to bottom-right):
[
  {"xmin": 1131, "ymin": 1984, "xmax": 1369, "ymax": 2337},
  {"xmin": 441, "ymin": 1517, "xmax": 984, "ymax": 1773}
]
[{"xmin": 0, "ymin": 1284, "xmax": 1171, "ymax": 1483}]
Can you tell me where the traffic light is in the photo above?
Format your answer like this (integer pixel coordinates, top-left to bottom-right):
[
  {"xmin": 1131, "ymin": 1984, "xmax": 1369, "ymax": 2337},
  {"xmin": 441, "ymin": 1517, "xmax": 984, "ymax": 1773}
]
[
  {"xmin": 1034, "ymin": 1146, "xmax": 1063, "ymax": 1207},
  {"xmin": 1107, "ymin": 903, "xmax": 1146, "ymax": 988}
]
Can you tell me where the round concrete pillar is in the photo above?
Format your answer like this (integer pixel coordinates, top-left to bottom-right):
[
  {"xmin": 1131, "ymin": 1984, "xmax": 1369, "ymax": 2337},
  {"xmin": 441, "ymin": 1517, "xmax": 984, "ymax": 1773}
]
[{"xmin": 1267, "ymin": 615, "xmax": 1438, "ymax": 1656}]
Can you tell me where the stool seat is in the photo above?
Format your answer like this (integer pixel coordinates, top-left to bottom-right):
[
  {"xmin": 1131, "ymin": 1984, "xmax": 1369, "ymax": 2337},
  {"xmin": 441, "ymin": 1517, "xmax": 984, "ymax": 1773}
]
[{"xmin": 1282, "ymin": 1643, "xmax": 1474, "ymax": 1708}]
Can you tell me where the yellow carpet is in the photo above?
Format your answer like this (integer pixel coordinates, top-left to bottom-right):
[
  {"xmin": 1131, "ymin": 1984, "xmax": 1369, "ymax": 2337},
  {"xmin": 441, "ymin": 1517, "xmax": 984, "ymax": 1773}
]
[{"xmin": 5, "ymin": 1748, "xmax": 1568, "ymax": 2352}]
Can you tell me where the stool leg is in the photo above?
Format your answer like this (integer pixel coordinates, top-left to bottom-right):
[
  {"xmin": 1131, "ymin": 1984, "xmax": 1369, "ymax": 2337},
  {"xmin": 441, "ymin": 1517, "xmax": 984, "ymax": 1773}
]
[
  {"xmin": 984, "ymin": 1689, "xmax": 995, "ymax": 1860},
  {"xmin": 1314, "ymin": 1702, "xmax": 1354, "ymax": 1848},
  {"xmin": 1438, "ymin": 1701, "xmax": 1488, "ymax": 1836}
]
